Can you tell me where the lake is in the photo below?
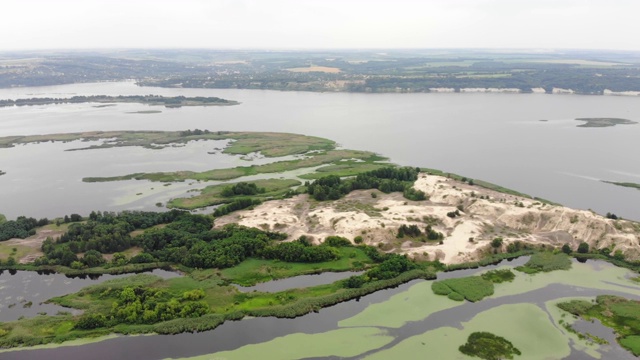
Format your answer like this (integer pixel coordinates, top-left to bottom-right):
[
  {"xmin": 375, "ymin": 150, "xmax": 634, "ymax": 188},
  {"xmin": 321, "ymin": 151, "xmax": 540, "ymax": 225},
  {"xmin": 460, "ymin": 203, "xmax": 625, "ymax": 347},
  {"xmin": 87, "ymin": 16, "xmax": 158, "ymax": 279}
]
[{"xmin": 1, "ymin": 82, "xmax": 639, "ymax": 221}]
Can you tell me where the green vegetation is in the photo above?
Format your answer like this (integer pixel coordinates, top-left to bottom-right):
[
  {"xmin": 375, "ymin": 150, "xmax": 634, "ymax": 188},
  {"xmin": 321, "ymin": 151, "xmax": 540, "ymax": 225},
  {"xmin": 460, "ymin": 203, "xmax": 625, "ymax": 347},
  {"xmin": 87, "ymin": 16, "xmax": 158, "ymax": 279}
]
[
  {"xmin": 575, "ymin": 118, "xmax": 637, "ymax": 128},
  {"xmin": 603, "ymin": 181, "xmax": 640, "ymax": 191},
  {"xmin": 557, "ymin": 295, "xmax": 640, "ymax": 356},
  {"xmin": 220, "ymin": 247, "xmax": 370, "ymax": 286},
  {"xmin": 299, "ymin": 162, "xmax": 393, "ymax": 180},
  {"xmin": 459, "ymin": 332, "xmax": 522, "ymax": 360},
  {"xmin": 167, "ymin": 179, "xmax": 300, "ymax": 210},
  {"xmin": 0, "ymin": 95, "xmax": 238, "ymax": 108},
  {"xmin": 515, "ymin": 252, "xmax": 572, "ymax": 274},
  {"xmin": 0, "ymin": 216, "xmax": 50, "ymax": 241},
  {"xmin": 481, "ymin": 269, "xmax": 515, "ymax": 283},
  {"xmin": 0, "ymin": 131, "xmax": 335, "ymax": 158},
  {"xmin": 84, "ymin": 149, "xmax": 380, "ymax": 183},
  {"xmin": 306, "ymin": 167, "xmax": 424, "ymax": 201},
  {"xmin": 431, "ymin": 276, "xmax": 494, "ymax": 302}
]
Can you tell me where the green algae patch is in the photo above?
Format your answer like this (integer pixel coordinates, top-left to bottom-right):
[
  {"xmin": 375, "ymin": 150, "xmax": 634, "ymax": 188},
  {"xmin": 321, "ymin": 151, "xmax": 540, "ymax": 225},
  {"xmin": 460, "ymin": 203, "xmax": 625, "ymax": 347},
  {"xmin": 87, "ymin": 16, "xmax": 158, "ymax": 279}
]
[
  {"xmin": 545, "ymin": 297, "xmax": 603, "ymax": 359},
  {"xmin": 0, "ymin": 334, "xmax": 121, "ymax": 353},
  {"xmin": 431, "ymin": 276, "xmax": 494, "ymax": 302},
  {"xmin": 492, "ymin": 260, "xmax": 640, "ymax": 299},
  {"xmin": 171, "ymin": 327, "xmax": 393, "ymax": 360},
  {"xmin": 365, "ymin": 303, "xmax": 570, "ymax": 360},
  {"xmin": 514, "ymin": 252, "xmax": 571, "ymax": 274},
  {"xmin": 557, "ymin": 295, "xmax": 640, "ymax": 356},
  {"xmin": 338, "ymin": 281, "xmax": 461, "ymax": 328}
]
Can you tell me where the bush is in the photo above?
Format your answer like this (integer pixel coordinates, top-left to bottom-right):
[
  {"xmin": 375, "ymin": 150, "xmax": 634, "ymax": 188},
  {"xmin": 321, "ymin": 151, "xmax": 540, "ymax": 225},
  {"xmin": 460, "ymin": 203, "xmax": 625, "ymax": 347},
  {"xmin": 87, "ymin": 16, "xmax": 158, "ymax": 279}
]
[
  {"xmin": 75, "ymin": 313, "xmax": 107, "ymax": 330},
  {"xmin": 431, "ymin": 281, "xmax": 452, "ymax": 295},
  {"xmin": 515, "ymin": 252, "xmax": 571, "ymax": 274},
  {"xmin": 323, "ymin": 236, "xmax": 352, "ymax": 247},
  {"xmin": 578, "ymin": 242, "xmax": 590, "ymax": 254},
  {"xmin": 481, "ymin": 269, "xmax": 515, "ymax": 283},
  {"xmin": 459, "ymin": 332, "xmax": 521, "ymax": 360}
]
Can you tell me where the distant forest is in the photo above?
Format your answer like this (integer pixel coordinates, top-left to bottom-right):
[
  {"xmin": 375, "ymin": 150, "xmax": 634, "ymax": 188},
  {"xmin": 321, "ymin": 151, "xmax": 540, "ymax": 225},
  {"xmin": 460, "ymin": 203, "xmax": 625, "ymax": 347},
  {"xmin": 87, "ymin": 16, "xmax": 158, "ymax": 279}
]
[{"xmin": 2, "ymin": 49, "xmax": 640, "ymax": 95}]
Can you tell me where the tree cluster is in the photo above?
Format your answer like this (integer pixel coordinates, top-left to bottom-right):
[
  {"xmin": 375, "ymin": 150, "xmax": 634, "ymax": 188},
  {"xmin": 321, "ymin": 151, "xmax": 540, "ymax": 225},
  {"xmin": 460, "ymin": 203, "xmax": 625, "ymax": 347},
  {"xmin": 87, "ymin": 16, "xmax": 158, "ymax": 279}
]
[
  {"xmin": 306, "ymin": 167, "xmax": 421, "ymax": 201},
  {"xmin": 220, "ymin": 182, "xmax": 266, "ymax": 197},
  {"xmin": 0, "ymin": 216, "xmax": 48, "ymax": 241}
]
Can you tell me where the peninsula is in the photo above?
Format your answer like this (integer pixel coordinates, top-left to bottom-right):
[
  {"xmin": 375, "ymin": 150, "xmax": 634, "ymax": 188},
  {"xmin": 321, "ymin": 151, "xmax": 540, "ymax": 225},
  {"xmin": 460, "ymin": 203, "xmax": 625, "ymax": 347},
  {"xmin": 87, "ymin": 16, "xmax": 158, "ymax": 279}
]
[{"xmin": 0, "ymin": 95, "xmax": 238, "ymax": 108}]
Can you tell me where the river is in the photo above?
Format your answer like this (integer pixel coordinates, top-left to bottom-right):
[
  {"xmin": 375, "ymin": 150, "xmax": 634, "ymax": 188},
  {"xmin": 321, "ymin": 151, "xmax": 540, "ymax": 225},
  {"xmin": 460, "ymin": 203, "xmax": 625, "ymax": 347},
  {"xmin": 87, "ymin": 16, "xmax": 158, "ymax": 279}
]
[{"xmin": 0, "ymin": 82, "xmax": 639, "ymax": 220}]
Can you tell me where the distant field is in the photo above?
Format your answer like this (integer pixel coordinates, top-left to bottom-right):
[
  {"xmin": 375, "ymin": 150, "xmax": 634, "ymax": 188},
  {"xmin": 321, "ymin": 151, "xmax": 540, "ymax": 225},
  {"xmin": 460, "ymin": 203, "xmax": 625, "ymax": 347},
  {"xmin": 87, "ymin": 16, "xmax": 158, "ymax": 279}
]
[
  {"xmin": 526, "ymin": 59, "xmax": 628, "ymax": 67},
  {"xmin": 287, "ymin": 66, "xmax": 341, "ymax": 73}
]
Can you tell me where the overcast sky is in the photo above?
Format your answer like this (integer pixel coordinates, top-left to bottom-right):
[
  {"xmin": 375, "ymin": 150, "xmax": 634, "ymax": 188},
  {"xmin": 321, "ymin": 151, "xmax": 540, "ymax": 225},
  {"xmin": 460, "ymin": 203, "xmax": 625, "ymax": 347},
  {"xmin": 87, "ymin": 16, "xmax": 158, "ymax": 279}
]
[{"xmin": 1, "ymin": 0, "xmax": 639, "ymax": 51}]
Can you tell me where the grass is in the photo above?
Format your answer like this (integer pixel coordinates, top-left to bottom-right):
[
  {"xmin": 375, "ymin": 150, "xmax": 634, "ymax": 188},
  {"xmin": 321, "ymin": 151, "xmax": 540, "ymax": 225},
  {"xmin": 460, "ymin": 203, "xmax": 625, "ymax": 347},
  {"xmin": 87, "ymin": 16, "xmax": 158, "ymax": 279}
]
[
  {"xmin": 515, "ymin": 252, "xmax": 572, "ymax": 274},
  {"xmin": 299, "ymin": 162, "xmax": 393, "ymax": 180},
  {"xmin": 167, "ymin": 178, "xmax": 300, "ymax": 210},
  {"xmin": 480, "ymin": 269, "xmax": 515, "ymax": 283},
  {"xmin": 431, "ymin": 276, "xmax": 494, "ymax": 302},
  {"xmin": 220, "ymin": 247, "xmax": 371, "ymax": 286},
  {"xmin": 0, "ymin": 244, "xmax": 33, "ymax": 261},
  {"xmin": 83, "ymin": 149, "xmax": 382, "ymax": 183},
  {"xmin": 0, "ymin": 131, "xmax": 335, "ymax": 157},
  {"xmin": 557, "ymin": 295, "xmax": 640, "ymax": 356}
]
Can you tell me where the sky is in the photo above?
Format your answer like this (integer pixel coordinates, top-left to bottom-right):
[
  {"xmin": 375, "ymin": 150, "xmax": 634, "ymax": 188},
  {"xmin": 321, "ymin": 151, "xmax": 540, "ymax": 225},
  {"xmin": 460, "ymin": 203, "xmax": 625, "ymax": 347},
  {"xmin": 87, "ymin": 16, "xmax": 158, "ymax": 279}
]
[{"xmin": 1, "ymin": 0, "xmax": 639, "ymax": 51}]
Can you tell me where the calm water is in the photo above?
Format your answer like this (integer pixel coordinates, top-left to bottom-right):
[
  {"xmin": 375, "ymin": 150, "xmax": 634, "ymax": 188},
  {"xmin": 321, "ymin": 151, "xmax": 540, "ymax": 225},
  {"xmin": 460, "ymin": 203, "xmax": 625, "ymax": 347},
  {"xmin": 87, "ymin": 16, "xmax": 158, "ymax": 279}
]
[
  {"xmin": 3, "ymin": 258, "xmax": 638, "ymax": 360},
  {"xmin": 0, "ymin": 269, "xmax": 180, "ymax": 322},
  {"xmin": 0, "ymin": 82, "xmax": 639, "ymax": 220},
  {"xmin": 234, "ymin": 271, "xmax": 365, "ymax": 293}
]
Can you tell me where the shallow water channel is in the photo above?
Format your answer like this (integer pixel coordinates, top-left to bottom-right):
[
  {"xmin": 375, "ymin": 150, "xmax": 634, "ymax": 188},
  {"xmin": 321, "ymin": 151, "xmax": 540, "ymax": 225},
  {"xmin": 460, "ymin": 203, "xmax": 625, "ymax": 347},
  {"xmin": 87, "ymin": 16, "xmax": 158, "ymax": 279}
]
[
  {"xmin": 4, "ymin": 257, "xmax": 639, "ymax": 360},
  {"xmin": 0, "ymin": 269, "xmax": 180, "ymax": 322}
]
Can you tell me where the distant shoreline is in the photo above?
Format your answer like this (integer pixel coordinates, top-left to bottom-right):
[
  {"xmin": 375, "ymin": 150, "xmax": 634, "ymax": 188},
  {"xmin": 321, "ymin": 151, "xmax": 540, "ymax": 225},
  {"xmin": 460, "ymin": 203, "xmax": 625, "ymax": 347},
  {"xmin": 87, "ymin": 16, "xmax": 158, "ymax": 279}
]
[{"xmin": 0, "ymin": 95, "xmax": 239, "ymax": 108}]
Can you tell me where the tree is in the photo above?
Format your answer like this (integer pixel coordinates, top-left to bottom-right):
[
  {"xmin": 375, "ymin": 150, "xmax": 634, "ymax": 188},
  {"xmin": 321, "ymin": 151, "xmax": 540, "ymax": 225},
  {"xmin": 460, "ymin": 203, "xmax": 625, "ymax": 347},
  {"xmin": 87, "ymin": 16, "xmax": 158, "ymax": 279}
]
[
  {"xmin": 577, "ymin": 242, "xmax": 589, "ymax": 254},
  {"xmin": 561, "ymin": 243, "xmax": 572, "ymax": 254},
  {"xmin": 491, "ymin": 237, "xmax": 503, "ymax": 249}
]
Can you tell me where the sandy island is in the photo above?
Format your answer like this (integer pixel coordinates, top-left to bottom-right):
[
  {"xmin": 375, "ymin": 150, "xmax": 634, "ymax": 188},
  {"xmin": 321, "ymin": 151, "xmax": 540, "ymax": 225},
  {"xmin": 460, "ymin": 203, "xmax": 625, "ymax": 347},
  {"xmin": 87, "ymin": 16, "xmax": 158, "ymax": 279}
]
[{"xmin": 216, "ymin": 174, "xmax": 640, "ymax": 264}]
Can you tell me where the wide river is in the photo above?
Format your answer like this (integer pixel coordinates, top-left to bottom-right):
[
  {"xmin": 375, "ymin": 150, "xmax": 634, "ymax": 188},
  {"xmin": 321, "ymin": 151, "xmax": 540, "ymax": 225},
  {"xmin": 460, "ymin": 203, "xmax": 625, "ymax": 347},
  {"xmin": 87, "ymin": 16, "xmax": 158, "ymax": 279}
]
[{"xmin": 1, "ymin": 82, "xmax": 639, "ymax": 221}]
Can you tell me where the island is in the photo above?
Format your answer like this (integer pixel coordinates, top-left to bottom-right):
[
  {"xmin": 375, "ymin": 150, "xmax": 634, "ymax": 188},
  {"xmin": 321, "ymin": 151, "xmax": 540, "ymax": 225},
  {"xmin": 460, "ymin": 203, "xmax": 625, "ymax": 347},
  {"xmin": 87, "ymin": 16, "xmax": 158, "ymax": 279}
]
[
  {"xmin": 575, "ymin": 117, "xmax": 637, "ymax": 127},
  {"xmin": 604, "ymin": 181, "xmax": 640, "ymax": 191},
  {"xmin": 1, "ymin": 131, "xmax": 640, "ymax": 359},
  {"xmin": 0, "ymin": 95, "xmax": 238, "ymax": 108}
]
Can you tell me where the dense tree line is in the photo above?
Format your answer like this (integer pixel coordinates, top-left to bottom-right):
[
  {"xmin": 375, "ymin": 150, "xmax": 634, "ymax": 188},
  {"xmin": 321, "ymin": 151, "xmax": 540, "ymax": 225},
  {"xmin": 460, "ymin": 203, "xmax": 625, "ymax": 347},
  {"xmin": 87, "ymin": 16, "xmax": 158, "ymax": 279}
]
[
  {"xmin": 220, "ymin": 182, "xmax": 266, "ymax": 197},
  {"xmin": 344, "ymin": 252, "xmax": 417, "ymax": 288},
  {"xmin": 0, "ymin": 216, "xmax": 48, "ymax": 241},
  {"xmin": 261, "ymin": 237, "xmax": 339, "ymax": 263},
  {"xmin": 37, "ymin": 209, "xmax": 359, "ymax": 270},
  {"xmin": 39, "ymin": 210, "xmax": 200, "ymax": 266},
  {"xmin": 306, "ymin": 167, "xmax": 426, "ymax": 201},
  {"xmin": 76, "ymin": 286, "xmax": 210, "ymax": 328},
  {"xmin": 213, "ymin": 199, "xmax": 262, "ymax": 217}
]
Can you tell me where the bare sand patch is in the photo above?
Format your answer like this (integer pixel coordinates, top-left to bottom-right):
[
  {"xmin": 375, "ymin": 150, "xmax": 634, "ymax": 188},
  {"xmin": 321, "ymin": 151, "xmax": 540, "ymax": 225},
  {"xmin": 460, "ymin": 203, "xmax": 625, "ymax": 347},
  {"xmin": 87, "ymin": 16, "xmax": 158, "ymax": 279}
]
[
  {"xmin": 216, "ymin": 174, "xmax": 640, "ymax": 264},
  {"xmin": 286, "ymin": 66, "xmax": 341, "ymax": 73}
]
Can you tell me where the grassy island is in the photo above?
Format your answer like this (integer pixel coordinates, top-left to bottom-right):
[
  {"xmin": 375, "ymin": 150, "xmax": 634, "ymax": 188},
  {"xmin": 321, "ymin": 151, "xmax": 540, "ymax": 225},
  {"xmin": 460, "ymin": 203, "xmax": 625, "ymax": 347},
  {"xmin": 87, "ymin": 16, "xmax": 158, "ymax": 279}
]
[
  {"xmin": 603, "ymin": 181, "xmax": 640, "ymax": 191},
  {"xmin": 575, "ymin": 117, "xmax": 637, "ymax": 128},
  {"xmin": 0, "ymin": 95, "xmax": 238, "ymax": 108}
]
